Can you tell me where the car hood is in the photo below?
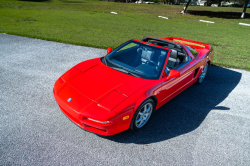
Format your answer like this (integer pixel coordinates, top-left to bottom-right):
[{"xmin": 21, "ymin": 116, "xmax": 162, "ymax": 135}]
[{"xmin": 67, "ymin": 60, "xmax": 154, "ymax": 103}]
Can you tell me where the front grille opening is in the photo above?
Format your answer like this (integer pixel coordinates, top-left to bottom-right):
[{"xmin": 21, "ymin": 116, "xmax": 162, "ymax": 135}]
[{"xmin": 82, "ymin": 123, "xmax": 107, "ymax": 132}]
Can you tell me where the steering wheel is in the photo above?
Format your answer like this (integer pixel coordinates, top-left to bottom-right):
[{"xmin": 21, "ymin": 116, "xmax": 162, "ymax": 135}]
[{"xmin": 146, "ymin": 60, "xmax": 157, "ymax": 67}]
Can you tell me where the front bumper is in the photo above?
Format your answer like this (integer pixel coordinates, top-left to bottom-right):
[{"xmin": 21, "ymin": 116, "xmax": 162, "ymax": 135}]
[{"xmin": 53, "ymin": 89, "xmax": 129, "ymax": 136}]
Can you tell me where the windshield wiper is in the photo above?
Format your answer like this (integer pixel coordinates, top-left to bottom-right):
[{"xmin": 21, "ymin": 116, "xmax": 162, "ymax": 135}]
[{"xmin": 111, "ymin": 67, "xmax": 140, "ymax": 77}]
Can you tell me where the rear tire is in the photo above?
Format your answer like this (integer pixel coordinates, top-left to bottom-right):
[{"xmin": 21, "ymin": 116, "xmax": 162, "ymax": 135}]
[
  {"xmin": 196, "ymin": 63, "xmax": 208, "ymax": 84},
  {"xmin": 130, "ymin": 98, "xmax": 155, "ymax": 131}
]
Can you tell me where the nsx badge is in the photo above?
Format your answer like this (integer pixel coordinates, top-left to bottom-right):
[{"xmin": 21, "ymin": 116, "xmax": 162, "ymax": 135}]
[{"xmin": 67, "ymin": 98, "xmax": 72, "ymax": 102}]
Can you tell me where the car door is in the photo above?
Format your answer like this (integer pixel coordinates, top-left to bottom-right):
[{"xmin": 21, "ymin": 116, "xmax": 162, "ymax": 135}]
[{"xmin": 158, "ymin": 55, "xmax": 198, "ymax": 106}]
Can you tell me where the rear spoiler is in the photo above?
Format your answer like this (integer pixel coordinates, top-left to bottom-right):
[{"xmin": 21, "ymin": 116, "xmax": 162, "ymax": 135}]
[{"xmin": 164, "ymin": 37, "xmax": 211, "ymax": 50}]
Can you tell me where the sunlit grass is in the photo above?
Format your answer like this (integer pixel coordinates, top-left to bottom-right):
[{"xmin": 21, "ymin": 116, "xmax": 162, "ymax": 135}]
[{"xmin": 0, "ymin": 0, "xmax": 250, "ymax": 70}]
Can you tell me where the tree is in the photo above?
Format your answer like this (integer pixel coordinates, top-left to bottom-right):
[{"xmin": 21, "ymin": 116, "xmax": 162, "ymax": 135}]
[{"xmin": 241, "ymin": 0, "xmax": 250, "ymax": 18}]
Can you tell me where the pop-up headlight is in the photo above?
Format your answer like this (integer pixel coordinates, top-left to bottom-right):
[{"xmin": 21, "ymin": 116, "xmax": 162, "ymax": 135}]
[{"xmin": 61, "ymin": 67, "xmax": 81, "ymax": 82}]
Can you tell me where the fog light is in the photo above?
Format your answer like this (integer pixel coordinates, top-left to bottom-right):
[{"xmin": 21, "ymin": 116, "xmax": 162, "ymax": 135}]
[{"xmin": 87, "ymin": 118, "xmax": 111, "ymax": 124}]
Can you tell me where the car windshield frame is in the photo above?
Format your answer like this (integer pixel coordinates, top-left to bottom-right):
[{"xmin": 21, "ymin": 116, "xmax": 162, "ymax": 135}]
[{"xmin": 104, "ymin": 40, "xmax": 170, "ymax": 80}]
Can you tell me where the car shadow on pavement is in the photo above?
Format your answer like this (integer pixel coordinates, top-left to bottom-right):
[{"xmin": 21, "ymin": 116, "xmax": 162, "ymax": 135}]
[{"xmin": 102, "ymin": 65, "xmax": 242, "ymax": 144}]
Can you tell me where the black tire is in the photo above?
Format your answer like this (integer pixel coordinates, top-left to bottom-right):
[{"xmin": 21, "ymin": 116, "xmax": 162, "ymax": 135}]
[
  {"xmin": 196, "ymin": 63, "xmax": 209, "ymax": 85},
  {"xmin": 129, "ymin": 98, "xmax": 155, "ymax": 131}
]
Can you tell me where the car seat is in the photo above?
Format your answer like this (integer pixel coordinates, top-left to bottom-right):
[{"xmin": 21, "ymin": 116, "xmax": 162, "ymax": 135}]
[
  {"xmin": 167, "ymin": 50, "xmax": 180, "ymax": 68},
  {"xmin": 137, "ymin": 47, "xmax": 154, "ymax": 64}
]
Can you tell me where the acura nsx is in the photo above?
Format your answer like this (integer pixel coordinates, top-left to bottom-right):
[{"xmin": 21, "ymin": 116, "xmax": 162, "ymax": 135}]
[{"xmin": 53, "ymin": 36, "xmax": 214, "ymax": 136}]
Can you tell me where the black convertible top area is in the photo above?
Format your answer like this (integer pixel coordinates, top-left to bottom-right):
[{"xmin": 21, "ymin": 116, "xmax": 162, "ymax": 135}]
[
  {"xmin": 141, "ymin": 36, "xmax": 183, "ymax": 52},
  {"xmin": 142, "ymin": 36, "xmax": 190, "ymax": 71}
]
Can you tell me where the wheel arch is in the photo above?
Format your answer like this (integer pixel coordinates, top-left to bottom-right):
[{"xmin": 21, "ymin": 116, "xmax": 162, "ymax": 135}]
[
  {"xmin": 149, "ymin": 96, "xmax": 158, "ymax": 110},
  {"xmin": 207, "ymin": 60, "xmax": 211, "ymax": 67},
  {"xmin": 129, "ymin": 95, "xmax": 157, "ymax": 131},
  {"xmin": 134, "ymin": 95, "xmax": 158, "ymax": 113}
]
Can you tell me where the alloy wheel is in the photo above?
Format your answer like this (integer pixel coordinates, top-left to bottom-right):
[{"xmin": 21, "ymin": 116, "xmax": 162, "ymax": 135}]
[{"xmin": 135, "ymin": 103, "xmax": 153, "ymax": 129}]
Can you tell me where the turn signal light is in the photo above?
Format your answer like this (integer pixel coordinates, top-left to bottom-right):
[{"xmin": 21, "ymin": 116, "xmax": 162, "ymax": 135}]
[
  {"xmin": 87, "ymin": 118, "xmax": 111, "ymax": 124},
  {"xmin": 122, "ymin": 115, "xmax": 129, "ymax": 120}
]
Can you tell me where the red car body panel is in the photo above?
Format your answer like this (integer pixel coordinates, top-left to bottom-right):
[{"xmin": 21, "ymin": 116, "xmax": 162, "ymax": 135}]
[
  {"xmin": 53, "ymin": 37, "xmax": 214, "ymax": 136},
  {"xmin": 67, "ymin": 62, "xmax": 154, "ymax": 101}
]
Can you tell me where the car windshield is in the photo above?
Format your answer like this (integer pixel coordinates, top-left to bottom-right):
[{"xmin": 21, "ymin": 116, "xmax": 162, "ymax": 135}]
[{"xmin": 105, "ymin": 40, "xmax": 169, "ymax": 79}]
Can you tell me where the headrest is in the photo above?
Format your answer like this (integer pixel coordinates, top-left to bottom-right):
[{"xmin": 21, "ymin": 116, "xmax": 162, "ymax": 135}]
[
  {"xmin": 170, "ymin": 49, "xmax": 177, "ymax": 58},
  {"xmin": 141, "ymin": 50, "xmax": 153, "ymax": 60},
  {"xmin": 137, "ymin": 48, "xmax": 142, "ymax": 54},
  {"xmin": 138, "ymin": 48, "xmax": 153, "ymax": 60}
]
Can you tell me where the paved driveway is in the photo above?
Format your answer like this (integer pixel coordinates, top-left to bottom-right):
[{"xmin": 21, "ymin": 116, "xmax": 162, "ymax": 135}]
[{"xmin": 1, "ymin": 34, "xmax": 250, "ymax": 165}]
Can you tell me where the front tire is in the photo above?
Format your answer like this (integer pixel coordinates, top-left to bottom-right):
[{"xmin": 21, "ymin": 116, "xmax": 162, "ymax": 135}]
[
  {"xmin": 196, "ymin": 63, "xmax": 209, "ymax": 84},
  {"xmin": 130, "ymin": 98, "xmax": 155, "ymax": 131}
]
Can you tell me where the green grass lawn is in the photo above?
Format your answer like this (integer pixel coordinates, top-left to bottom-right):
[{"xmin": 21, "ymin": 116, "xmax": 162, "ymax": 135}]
[{"xmin": 1, "ymin": 0, "xmax": 250, "ymax": 70}]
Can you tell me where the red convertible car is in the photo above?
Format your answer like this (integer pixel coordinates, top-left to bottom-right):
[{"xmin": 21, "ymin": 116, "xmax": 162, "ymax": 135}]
[{"xmin": 53, "ymin": 36, "xmax": 214, "ymax": 136}]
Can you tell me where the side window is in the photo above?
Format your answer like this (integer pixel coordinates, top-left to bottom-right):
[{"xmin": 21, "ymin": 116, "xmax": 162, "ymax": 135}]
[{"xmin": 187, "ymin": 46, "xmax": 198, "ymax": 57}]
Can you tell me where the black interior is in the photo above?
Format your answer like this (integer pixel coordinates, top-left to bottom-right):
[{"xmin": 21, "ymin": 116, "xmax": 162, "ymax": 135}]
[
  {"xmin": 142, "ymin": 36, "xmax": 190, "ymax": 70},
  {"xmin": 112, "ymin": 45, "xmax": 163, "ymax": 76},
  {"xmin": 107, "ymin": 38, "xmax": 191, "ymax": 79}
]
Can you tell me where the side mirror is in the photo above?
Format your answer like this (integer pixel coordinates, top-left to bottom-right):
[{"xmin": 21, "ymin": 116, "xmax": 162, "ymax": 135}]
[
  {"xmin": 107, "ymin": 47, "xmax": 112, "ymax": 54},
  {"xmin": 165, "ymin": 70, "xmax": 181, "ymax": 80}
]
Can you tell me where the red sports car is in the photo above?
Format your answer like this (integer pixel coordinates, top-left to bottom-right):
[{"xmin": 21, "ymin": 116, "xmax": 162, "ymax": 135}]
[{"xmin": 53, "ymin": 36, "xmax": 214, "ymax": 136}]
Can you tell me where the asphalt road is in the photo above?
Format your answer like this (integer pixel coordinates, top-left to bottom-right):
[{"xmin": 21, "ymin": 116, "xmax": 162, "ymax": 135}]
[{"xmin": 1, "ymin": 33, "xmax": 250, "ymax": 165}]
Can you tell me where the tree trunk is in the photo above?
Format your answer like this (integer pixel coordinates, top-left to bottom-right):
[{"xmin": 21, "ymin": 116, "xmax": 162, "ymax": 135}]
[
  {"xmin": 241, "ymin": 0, "xmax": 250, "ymax": 18},
  {"xmin": 218, "ymin": 0, "xmax": 223, "ymax": 7},
  {"xmin": 181, "ymin": 0, "xmax": 191, "ymax": 14}
]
